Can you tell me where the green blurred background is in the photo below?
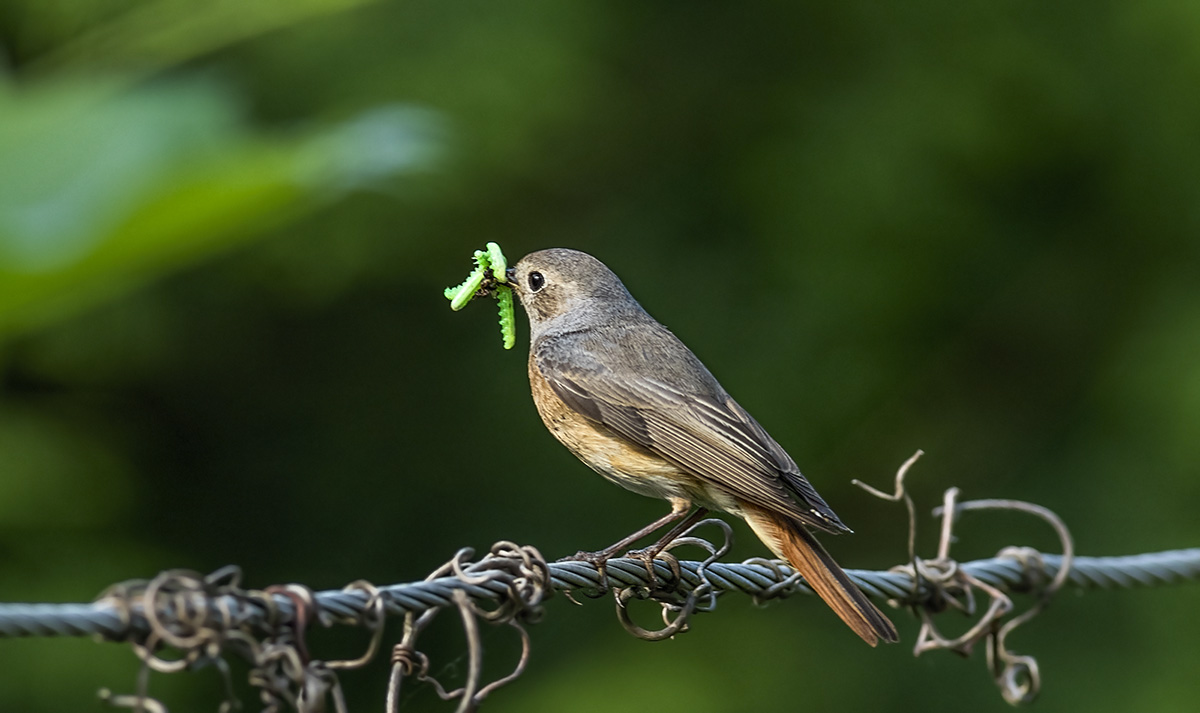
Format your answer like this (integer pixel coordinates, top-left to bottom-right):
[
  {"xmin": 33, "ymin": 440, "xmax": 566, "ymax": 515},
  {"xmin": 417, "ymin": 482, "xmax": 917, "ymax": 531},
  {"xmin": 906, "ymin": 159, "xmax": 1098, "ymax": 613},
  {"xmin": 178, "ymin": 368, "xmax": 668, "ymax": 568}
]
[{"xmin": 1, "ymin": 0, "xmax": 1198, "ymax": 711}]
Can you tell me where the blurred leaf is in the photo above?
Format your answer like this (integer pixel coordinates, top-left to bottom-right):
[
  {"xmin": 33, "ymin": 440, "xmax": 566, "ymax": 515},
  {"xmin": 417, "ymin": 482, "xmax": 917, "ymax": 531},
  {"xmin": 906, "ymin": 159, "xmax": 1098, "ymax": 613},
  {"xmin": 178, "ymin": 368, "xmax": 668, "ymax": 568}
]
[
  {"xmin": 33, "ymin": 0, "xmax": 383, "ymax": 77},
  {"xmin": 0, "ymin": 78, "xmax": 239, "ymax": 271},
  {"xmin": 0, "ymin": 77, "xmax": 440, "ymax": 336}
]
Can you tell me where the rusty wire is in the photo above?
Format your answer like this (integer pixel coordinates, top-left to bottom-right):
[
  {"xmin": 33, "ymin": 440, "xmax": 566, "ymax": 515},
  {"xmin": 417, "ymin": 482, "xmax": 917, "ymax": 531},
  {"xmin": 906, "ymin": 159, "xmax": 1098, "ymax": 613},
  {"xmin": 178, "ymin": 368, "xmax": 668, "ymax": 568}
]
[
  {"xmin": 0, "ymin": 457, "xmax": 1198, "ymax": 710},
  {"xmin": 385, "ymin": 541, "xmax": 548, "ymax": 713},
  {"xmin": 855, "ymin": 451, "xmax": 1076, "ymax": 704},
  {"xmin": 2, "ymin": 552, "xmax": 1198, "ymax": 712},
  {"xmin": 5, "ymin": 551, "xmax": 1196, "ymax": 643}
]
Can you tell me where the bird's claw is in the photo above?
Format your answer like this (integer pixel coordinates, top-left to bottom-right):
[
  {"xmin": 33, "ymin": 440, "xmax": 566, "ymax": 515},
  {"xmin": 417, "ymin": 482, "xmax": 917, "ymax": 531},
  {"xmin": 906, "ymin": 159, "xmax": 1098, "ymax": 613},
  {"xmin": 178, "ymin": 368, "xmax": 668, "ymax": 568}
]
[
  {"xmin": 556, "ymin": 550, "xmax": 614, "ymax": 596},
  {"xmin": 624, "ymin": 548, "xmax": 683, "ymax": 587},
  {"xmin": 556, "ymin": 550, "xmax": 608, "ymax": 565}
]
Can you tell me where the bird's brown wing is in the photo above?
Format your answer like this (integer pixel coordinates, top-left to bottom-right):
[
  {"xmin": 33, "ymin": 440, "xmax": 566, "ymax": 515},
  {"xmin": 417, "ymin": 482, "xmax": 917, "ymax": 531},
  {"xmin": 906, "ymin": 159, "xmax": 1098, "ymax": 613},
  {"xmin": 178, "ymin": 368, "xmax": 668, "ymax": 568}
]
[{"xmin": 534, "ymin": 327, "xmax": 849, "ymax": 534}]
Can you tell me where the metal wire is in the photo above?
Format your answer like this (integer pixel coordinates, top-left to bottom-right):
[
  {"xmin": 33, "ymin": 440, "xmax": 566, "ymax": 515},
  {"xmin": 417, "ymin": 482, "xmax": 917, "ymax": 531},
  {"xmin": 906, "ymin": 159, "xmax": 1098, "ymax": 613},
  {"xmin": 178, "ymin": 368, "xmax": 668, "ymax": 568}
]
[
  {"xmin": 1, "ymin": 548, "xmax": 1197, "ymax": 640},
  {"xmin": 7, "ymin": 454, "xmax": 1188, "ymax": 710}
]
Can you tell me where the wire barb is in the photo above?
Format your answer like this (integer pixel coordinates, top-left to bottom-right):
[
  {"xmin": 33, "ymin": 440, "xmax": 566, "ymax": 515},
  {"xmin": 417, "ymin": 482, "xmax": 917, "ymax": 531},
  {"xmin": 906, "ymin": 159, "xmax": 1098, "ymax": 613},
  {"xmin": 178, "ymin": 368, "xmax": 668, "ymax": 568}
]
[
  {"xmin": 386, "ymin": 541, "xmax": 549, "ymax": 713},
  {"xmin": 857, "ymin": 453, "xmax": 1076, "ymax": 705},
  {"xmin": 612, "ymin": 517, "xmax": 732, "ymax": 641}
]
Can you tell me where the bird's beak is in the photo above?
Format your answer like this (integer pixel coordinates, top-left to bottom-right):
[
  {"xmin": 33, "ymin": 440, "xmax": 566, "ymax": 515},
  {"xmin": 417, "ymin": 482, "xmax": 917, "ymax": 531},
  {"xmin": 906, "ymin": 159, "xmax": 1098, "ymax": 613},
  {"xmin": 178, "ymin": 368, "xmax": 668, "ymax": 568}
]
[{"xmin": 505, "ymin": 267, "xmax": 517, "ymax": 288}]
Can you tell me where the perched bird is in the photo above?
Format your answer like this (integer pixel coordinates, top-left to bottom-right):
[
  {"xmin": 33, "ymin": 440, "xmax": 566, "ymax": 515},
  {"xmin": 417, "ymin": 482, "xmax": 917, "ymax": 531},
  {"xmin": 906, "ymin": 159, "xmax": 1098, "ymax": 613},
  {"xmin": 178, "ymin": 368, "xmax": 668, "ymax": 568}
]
[{"xmin": 505, "ymin": 248, "xmax": 897, "ymax": 646}]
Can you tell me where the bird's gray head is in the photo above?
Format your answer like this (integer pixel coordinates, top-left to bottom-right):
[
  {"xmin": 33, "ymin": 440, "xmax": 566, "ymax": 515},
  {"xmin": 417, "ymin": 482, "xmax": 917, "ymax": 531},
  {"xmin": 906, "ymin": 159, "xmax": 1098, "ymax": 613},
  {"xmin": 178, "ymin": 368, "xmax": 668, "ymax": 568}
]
[{"xmin": 506, "ymin": 249, "xmax": 644, "ymax": 335}]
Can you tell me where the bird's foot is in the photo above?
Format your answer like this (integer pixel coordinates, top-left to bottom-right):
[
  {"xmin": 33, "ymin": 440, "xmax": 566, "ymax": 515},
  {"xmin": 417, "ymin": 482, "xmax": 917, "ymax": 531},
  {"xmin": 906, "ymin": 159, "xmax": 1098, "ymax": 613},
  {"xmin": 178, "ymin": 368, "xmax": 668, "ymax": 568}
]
[
  {"xmin": 556, "ymin": 550, "xmax": 616, "ymax": 596},
  {"xmin": 556, "ymin": 549, "xmax": 611, "ymax": 565},
  {"xmin": 623, "ymin": 547, "xmax": 683, "ymax": 587}
]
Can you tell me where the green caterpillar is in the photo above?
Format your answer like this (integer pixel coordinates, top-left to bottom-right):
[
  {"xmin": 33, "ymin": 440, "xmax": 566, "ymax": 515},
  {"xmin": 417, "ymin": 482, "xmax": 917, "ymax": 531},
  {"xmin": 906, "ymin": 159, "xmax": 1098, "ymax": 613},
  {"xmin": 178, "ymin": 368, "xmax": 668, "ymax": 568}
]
[
  {"xmin": 486, "ymin": 241, "xmax": 507, "ymax": 277},
  {"xmin": 444, "ymin": 242, "xmax": 516, "ymax": 350},
  {"xmin": 495, "ymin": 284, "xmax": 515, "ymax": 349}
]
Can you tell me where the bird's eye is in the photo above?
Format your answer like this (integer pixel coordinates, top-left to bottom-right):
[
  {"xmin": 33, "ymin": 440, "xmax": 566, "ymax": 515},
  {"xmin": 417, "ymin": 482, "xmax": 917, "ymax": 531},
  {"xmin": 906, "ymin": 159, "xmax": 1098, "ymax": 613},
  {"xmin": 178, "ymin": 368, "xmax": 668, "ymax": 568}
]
[{"xmin": 528, "ymin": 271, "xmax": 545, "ymax": 292}]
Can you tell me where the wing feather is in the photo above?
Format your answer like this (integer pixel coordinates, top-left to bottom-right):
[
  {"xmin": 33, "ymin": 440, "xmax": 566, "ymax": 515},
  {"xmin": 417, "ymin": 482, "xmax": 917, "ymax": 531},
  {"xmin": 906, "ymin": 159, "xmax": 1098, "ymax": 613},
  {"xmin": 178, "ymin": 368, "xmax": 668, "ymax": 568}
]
[{"xmin": 535, "ymin": 326, "xmax": 848, "ymax": 533}]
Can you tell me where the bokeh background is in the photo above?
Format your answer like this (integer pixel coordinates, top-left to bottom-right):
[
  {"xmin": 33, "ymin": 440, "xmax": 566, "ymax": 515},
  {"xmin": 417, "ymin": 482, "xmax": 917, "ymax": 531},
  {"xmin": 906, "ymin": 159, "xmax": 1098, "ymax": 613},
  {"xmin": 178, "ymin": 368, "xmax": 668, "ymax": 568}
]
[{"xmin": 1, "ymin": 0, "xmax": 1198, "ymax": 711}]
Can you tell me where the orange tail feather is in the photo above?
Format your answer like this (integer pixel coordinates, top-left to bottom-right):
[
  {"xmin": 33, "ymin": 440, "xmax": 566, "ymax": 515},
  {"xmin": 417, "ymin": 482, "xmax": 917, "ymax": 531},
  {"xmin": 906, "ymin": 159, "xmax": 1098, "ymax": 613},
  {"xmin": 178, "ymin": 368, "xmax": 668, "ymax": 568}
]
[{"xmin": 743, "ymin": 505, "xmax": 898, "ymax": 646}]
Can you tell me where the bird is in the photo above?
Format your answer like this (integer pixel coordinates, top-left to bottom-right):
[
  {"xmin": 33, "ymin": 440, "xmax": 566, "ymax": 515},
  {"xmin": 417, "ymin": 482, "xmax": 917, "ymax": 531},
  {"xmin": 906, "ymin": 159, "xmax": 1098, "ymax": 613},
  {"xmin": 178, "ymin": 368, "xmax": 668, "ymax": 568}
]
[{"xmin": 503, "ymin": 248, "xmax": 898, "ymax": 646}]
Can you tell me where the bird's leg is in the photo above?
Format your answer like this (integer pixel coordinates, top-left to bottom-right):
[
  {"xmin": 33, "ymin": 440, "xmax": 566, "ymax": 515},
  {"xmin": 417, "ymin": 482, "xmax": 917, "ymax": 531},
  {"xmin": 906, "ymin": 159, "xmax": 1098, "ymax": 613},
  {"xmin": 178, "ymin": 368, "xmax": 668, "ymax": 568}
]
[
  {"xmin": 625, "ymin": 507, "xmax": 710, "ymax": 583},
  {"xmin": 554, "ymin": 499, "xmax": 691, "ymax": 592},
  {"xmin": 560, "ymin": 499, "xmax": 692, "ymax": 566}
]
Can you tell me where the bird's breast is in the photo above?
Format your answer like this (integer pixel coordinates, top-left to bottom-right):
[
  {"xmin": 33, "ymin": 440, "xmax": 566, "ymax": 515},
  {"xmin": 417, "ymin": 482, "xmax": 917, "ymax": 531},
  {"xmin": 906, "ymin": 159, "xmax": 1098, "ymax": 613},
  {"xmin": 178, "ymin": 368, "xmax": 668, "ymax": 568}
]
[{"xmin": 528, "ymin": 356, "xmax": 709, "ymax": 504}]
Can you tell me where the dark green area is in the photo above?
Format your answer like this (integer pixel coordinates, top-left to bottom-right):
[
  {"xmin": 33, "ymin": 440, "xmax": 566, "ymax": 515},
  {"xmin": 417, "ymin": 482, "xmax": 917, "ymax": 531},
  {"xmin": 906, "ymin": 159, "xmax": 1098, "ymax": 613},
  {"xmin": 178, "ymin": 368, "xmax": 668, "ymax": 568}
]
[{"xmin": 1, "ymin": 0, "xmax": 1198, "ymax": 711}]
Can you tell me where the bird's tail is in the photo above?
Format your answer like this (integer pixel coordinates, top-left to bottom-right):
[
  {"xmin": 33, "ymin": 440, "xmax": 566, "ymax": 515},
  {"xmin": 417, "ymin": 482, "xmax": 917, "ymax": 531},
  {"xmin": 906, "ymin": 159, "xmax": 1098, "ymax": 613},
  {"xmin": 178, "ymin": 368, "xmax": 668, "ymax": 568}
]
[{"xmin": 742, "ymin": 504, "xmax": 898, "ymax": 646}]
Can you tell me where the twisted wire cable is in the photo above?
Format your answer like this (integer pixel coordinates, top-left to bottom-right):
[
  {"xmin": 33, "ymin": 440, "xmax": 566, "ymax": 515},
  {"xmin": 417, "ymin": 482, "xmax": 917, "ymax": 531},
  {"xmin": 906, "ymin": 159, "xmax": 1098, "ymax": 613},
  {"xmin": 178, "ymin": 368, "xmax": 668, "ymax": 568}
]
[{"xmin": 1, "ymin": 548, "xmax": 1197, "ymax": 640}]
